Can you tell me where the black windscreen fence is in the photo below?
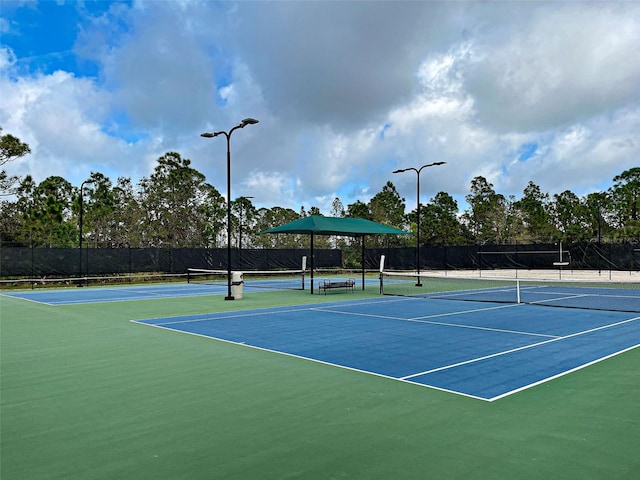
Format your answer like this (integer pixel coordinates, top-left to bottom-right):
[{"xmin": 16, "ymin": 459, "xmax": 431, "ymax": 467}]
[
  {"xmin": 365, "ymin": 242, "xmax": 640, "ymax": 271},
  {"xmin": 1, "ymin": 247, "xmax": 342, "ymax": 277},
  {"xmin": 1, "ymin": 243, "xmax": 637, "ymax": 278}
]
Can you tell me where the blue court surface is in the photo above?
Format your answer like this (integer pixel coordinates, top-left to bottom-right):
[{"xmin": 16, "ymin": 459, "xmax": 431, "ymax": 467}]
[
  {"xmin": 1, "ymin": 283, "xmax": 225, "ymax": 305},
  {"xmin": 1, "ymin": 278, "xmax": 311, "ymax": 305},
  {"xmin": 133, "ymin": 296, "xmax": 640, "ymax": 401}
]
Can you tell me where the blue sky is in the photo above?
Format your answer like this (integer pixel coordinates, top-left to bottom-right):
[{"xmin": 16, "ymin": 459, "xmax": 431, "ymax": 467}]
[
  {"xmin": 3, "ymin": 1, "xmax": 106, "ymax": 76},
  {"xmin": 1, "ymin": 1, "xmax": 639, "ymax": 213}
]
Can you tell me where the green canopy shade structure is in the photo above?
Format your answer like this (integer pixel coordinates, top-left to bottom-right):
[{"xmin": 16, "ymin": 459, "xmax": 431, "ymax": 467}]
[{"xmin": 260, "ymin": 215, "xmax": 412, "ymax": 293}]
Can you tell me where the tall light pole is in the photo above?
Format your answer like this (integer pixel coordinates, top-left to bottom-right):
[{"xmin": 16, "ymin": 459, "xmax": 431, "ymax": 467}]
[
  {"xmin": 201, "ymin": 118, "xmax": 259, "ymax": 300},
  {"xmin": 78, "ymin": 179, "xmax": 94, "ymax": 286},
  {"xmin": 393, "ymin": 161, "xmax": 446, "ymax": 286}
]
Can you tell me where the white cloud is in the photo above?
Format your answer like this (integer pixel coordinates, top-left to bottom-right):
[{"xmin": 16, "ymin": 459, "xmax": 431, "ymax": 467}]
[
  {"xmin": 230, "ymin": 1, "xmax": 454, "ymax": 129},
  {"xmin": 1, "ymin": 0, "xmax": 639, "ymax": 214},
  {"xmin": 0, "ymin": 68, "xmax": 148, "ymax": 186},
  {"xmin": 241, "ymin": 170, "xmax": 299, "ymax": 209},
  {"xmin": 464, "ymin": 3, "xmax": 640, "ymax": 131}
]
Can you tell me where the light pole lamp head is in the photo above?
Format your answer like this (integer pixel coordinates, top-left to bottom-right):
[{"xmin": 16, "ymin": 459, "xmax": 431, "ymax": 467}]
[
  {"xmin": 80, "ymin": 179, "xmax": 94, "ymax": 190},
  {"xmin": 240, "ymin": 118, "xmax": 259, "ymax": 127},
  {"xmin": 421, "ymin": 161, "xmax": 447, "ymax": 169},
  {"xmin": 201, "ymin": 131, "xmax": 224, "ymax": 138},
  {"xmin": 202, "ymin": 118, "xmax": 257, "ymax": 136}
]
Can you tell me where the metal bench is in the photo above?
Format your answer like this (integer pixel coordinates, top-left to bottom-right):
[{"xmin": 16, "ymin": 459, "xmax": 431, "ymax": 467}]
[{"xmin": 318, "ymin": 278, "xmax": 356, "ymax": 294}]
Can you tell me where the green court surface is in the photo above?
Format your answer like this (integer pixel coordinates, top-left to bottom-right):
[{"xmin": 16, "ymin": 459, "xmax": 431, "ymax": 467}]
[{"xmin": 1, "ymin": 288, "xmax": 639, "ymax": 479}]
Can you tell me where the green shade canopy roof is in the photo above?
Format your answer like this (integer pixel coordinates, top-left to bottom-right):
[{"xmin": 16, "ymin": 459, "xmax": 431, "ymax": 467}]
[
  {"xmin": 260, "ymin": 215, "xmax": 412, "ymax": 236},
  {"xmin": 260, "ymin": 215, "xmax": 410, "ymax": 294}
]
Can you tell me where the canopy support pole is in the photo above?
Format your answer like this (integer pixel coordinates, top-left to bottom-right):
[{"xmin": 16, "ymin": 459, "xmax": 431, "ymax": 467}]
[
  {"xmin": 361, "ymin": 236, "xmax": 366, "ymax": 290},
  {"xmin": 310, "ymin": 232, "xmax": 314, "ymax": 294}
]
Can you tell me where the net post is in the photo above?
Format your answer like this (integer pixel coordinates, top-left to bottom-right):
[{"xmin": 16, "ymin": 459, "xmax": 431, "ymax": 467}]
[
  {"xmin": 516, "ymin": 279, "xmax": 521, "ymax": 304},
  {"xmin": 302, "ymin": 256, "xmax": 307, "ymax": 290},
  {"xmin": 379, "ymin": 255, "xmax": 386, "ymax": 295}
]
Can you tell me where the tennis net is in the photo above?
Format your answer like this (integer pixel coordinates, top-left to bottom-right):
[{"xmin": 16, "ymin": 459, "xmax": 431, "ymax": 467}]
[
  {"xmin": 0, "ymin": 272, "xmax": 188, "ymax": 290},
  {"xmin": 187, "ymin": 268, "xmax": 306, "ymax": 291},
  {"xmin": 379, "ymin": 271, "xmax": 640, "ymax": 313}
]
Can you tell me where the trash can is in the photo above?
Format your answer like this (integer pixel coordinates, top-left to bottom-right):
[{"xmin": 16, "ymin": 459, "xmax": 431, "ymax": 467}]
[{"xmin": 231, "ymin": 271, "xmax": 244, "ymax": 299}]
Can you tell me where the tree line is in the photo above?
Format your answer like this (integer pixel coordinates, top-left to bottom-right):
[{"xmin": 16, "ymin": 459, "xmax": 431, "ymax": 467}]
[{"xmin": 1, "ymin": 129, "xmax": 639, "ymax": 250}]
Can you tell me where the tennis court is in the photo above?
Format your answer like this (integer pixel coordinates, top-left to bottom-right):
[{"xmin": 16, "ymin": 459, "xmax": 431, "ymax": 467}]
[
  {"xmin": 6, "ymin": 273, "xmax": 639, "ymax": 401},
  {"xmin": 3, "ymin": 274, "xmax": 640, "ymax": 479},
  {"xmin": 379, "ymin": 270, "xmax": 640, "ymax": 313},
  {"xmin": 2, "ymin": 269, "xmax": 312, "ymax": 305},
  {"xmin": 133, "ymin": 295, "xmax": 640, "ymax": 401},
  {"xmin": 2, "ymin": 283, "xmax": 221, "ymax": 305}
]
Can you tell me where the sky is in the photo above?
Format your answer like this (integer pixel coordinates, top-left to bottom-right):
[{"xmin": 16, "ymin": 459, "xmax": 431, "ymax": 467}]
[{"xmin": 1, "ymin": 0, "xmax": 639, "ymax": 214}]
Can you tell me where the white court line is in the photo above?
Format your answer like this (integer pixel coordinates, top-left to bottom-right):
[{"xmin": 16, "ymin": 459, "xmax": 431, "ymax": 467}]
[
  {"xmin": 152, "ymin": 299, "xmax": 534, "ymax": 336},
  {"xmin": 139, "ymin": 293, "xmax": 567, "ymax": 337},
  {"xmin": 154, "ymin": 306, "xmax": 312, "ymax": 326},
  {"xmin": 316, "ymin": 302, "xmax": 559, "ymax": 339},
  {"xmin": 488, "ymin": 343, "xmax": 640, "ymax": 401},
  {"xmin": 131, "ymin": 318, "xmax": 489, "ymax": 402},
  {"xmin": 133, "ymin": 296, "xmax": 640, "ymax": 402},
  {"xmin": 401, "ymin": 315, "xmax": 640, "ymax": 381},
  {"xmin": 528, "ymin": 293, "xmax": 590, "ymax": 305},
  {"xmin": 0, "ymin": 293, "xmax": 56, "ymax": 306},
  {"xmin": 1, "ymin": 285, "xmax": 221, "ymax": 306},
  {"xmin": 150, "ymin": 296, "xmax": 421, "ymax": 326}
]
